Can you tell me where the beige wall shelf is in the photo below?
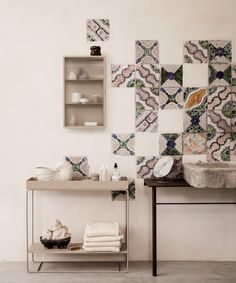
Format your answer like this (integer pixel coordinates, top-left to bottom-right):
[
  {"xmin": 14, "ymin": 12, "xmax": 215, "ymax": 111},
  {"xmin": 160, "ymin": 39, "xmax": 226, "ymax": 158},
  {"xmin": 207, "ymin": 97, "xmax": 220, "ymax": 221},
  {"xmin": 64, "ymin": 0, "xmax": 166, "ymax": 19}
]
[{"xmin": 64, "ymin": 56, "xmax": 106, "ymax": 129}]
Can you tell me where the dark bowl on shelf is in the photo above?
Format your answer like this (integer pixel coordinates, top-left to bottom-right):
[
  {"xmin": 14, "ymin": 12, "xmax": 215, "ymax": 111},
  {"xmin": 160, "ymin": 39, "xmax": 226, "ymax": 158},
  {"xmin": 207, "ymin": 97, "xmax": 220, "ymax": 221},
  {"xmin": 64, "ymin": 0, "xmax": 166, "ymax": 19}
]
[{"xmin": 40, "ymin": 236, "xmax": 71, "ymax": 249}]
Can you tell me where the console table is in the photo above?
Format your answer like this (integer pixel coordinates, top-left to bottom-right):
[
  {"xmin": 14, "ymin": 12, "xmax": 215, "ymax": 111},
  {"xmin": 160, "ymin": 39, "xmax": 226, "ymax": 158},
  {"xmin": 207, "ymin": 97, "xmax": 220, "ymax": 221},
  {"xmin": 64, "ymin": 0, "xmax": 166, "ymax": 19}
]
[{"xmin": 144, "ymin": 178, "xmax": 236, "ymax": 277}]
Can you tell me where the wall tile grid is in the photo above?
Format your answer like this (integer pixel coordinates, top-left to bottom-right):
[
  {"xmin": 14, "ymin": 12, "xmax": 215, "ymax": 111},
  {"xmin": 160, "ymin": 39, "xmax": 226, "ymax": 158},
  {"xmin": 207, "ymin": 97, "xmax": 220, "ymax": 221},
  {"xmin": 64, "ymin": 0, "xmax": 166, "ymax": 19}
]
[{"xmin": 111, "ymin": 39, "xmax": 236, "ymax": 171}]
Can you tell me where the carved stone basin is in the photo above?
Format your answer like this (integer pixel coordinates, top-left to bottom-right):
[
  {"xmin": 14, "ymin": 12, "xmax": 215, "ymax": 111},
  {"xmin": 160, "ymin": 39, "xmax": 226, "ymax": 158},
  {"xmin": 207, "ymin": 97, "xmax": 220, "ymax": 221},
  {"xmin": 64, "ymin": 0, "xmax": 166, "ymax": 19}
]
[{"xmin": 183, "ymin": 162, "xmax": 236, "ymax": 188}]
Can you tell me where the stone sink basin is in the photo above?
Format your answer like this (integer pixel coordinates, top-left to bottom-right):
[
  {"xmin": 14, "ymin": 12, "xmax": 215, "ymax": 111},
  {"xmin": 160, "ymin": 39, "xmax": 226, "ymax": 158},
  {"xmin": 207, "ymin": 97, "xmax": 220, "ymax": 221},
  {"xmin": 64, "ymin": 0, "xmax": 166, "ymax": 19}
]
[{"xmin": 183, "ymin": 162, "xmax": 236, "ymax": 188}]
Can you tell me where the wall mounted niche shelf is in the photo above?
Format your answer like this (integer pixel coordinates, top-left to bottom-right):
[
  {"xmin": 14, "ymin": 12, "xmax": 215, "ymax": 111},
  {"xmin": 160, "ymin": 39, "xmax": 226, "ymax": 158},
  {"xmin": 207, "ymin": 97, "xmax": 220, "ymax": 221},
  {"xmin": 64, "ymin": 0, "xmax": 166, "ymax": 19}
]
[{"xmin": 64, "ymin": 56, "xmax": 106, "ymax": 129}]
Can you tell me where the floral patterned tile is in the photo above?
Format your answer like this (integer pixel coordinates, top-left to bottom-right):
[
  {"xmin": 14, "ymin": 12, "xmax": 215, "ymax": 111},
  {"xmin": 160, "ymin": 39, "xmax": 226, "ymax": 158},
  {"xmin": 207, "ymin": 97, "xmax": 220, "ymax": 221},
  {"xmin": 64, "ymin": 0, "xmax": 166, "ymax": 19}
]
[
  {"xmin": 159, "ymin": 133, "xmax": 182, "ymax": 156},
  {"xmin": 207, "ymin": 132, "xmax": 231, "ymax": 162},
  {"xmin": 184, "ymin": 108, "xmax": 207, "ymax": 133},
  {"xmin": 136, "ymin": 110, "xmax": 158, "ymax": 132},
  {"xmin": 184, "ymin": 88, "xmax": 207, "ymax": 110},
  {"xmin": 135, "ymin": 64, "xmax": 160, "ymax": 88},
  {"xmin": 65, "ymin": 156, "xmax": 89, "ymax": 179},
  {"xmin": 207, "ymin": 86, "xmax": 232, "ymax": 110},
  {"xmin": 135, "ymin": 40, "xmax": 159, "ymax": 64},
  {"xmin": 111, "ymin": 179, "xmax": 135, "ymax": 201},
  {"xmin": 208, "ymin": 40, "xmax": 232, "ymax": 63},
  {"xmin": 87, "ymin": 19, "xmax": 110, "ymax": 41},
  {"xmin": 136, "ymin": 156, "xmax": 159, "ymax": 178},
  {"xmin": 183, "ymin": 40, "xmax": 208, "ymax": 63},
  {"xmin": 230, "ymin": 133, "xmax": 236, "ymax": 156},
  {"xmin": 209, "ymin": 64, "xmax": 231, "ymax": 86},
  {"xmin": 135, "ymin": 87, "xmax": 159, "ymax": 111},
  {"xmin": 111, "ymin": 64, "xmax": 135, "ymax": 87},
  {"xmin": 161, "ymin": 65, "xmax": 183, "ymax": 87},
  {"xmin": 230, "ymin": 99, "xmax": 236, "ymax": 132},
  {"xmin": 207, "ymin": 110, "xmax": 231, "ymax": 133},
  {"xmin": 232, "ymin": 64, "xmax": 236, "ymax": 86},
  {"xmin": 159, "ymin": 87, "xmax": 184, "ymax": 110},
  {"xmin": 183, "ymin": 133, "xmax": 207, "ymax": 155},
  {"xmin": 111, "ymin": 133, "xmax": 135, "ymax": 156}
]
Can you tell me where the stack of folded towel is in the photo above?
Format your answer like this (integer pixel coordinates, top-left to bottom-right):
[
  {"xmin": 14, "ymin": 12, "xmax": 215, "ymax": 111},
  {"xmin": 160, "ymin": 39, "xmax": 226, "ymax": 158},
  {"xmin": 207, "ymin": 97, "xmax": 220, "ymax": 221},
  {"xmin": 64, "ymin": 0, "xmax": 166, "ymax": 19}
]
[{"xmin": 83, "ymin": 221, "xmax": 123, "ymax": 252}]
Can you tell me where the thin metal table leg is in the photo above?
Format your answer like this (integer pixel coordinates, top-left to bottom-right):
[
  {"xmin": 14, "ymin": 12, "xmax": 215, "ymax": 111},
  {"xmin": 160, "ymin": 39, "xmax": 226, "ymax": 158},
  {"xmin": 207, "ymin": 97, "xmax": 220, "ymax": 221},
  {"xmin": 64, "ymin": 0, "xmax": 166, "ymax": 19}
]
[
  {"xmin": 26, "ymin": 190, "xmax": 30, "ymax": 272},
  {"xmin": 152, "ymin": 186, "xmax": 157, "ymax": 276},
  {"xmin": 126, "ymin": 189, "xmax": 129, "ymax": 272}
]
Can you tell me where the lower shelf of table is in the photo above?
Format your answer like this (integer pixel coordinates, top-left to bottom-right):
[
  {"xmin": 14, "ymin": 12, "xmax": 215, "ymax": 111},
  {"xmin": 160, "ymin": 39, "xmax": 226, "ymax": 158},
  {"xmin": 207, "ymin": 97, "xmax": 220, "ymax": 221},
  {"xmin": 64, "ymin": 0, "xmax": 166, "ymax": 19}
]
[{"xmin": 28, "ymin": 243, "xmax": 127, "ymax": 255}]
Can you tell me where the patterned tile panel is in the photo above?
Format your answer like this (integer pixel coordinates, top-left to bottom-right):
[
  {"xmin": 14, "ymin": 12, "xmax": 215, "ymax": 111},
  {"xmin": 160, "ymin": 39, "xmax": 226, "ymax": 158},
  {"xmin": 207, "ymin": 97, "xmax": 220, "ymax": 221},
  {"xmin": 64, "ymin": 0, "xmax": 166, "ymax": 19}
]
[
  {"xmin": 111, "ymin": 64, "xmax": 135, "ymax": 87},
  {"xmin": 232, "ymin": 64, "xmax": 236, "ymax": 86},
  {"xmin": 207, "ymin": 132, "xmax": 231, "ymax": 162},
  {"xmin": 184, "ymin": 108, "xmax": 207, "ymax": 133},
  {"xmin": 184, "ymin": 88, "xmax": 207, "ymax": 110},
  {"xmin": 183, "ymin": 40, "xmax": 208, "ymax": 63},
  {"xmin": 207, "ymin": 87, "xmax": 232, "ymax": 110},
  {"xmin": 135, "ymin": 87, "xmax": 159, "ymax": 111},
  {"xmin": 111, "ymin": 133, "xmax": 135, "ymax": 156},
  {"xmin": 183, "ymin": 133, "xmax": 207, "ymax": 155},
  {"xmin": 135, "ymin": 40, "xmax": 159, "ymax": 64},
  {"xmin": 230, "ymin": 133, "xmax": 236, "ymax": 156},
  {"xmin": 136, "ymin": 110, "xmax": 158, "ymax": 132},
  {"xmin": 207, "ymin": 110, "xmax": 231, "ymax": 133},
  {"xmin": 209, "ymin": 64, "xmax": 231, "ymax": 86},
  {"xmin": 161, "ymin": 65, "xmax": 183, "ymax": 87},
  {"xmin": 159, "ymin": 87, "xmax": 184, "ymax": 110},
  {"xmin": 65, "ymin": 156, "xmax": 89, "ymax": 179},
  {"xmin": 135, "ymin": 64, "xmax": 160, "ymax": 88},
  {"xmin": 111, "ymin": 179, "xmax": 135, "ymax": 201},
  {"xmin": 87, "ymin": 19, "xmax": 110, "ymax": 41},
  {"xmin": 136, "ymin": 156, "xmax": 159, "ymax": 178},
  {"xmin": 159, "ymin": 133, "xmax": 182, "ymax": 156},
  {"xmin": 208, "ymin": 40, "xmax": 232, "ymax": 63}
]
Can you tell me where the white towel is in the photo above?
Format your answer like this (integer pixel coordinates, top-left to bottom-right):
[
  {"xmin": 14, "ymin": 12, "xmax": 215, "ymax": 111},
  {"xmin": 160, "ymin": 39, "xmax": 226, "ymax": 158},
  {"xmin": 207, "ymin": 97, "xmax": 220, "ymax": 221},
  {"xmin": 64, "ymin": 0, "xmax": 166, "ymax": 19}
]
[
  {"xmin": 83, "ymin": 241, "xmax": 121, "ymax": 248},
  {"xmin": 83, "ymin": 246, "xmax": 120, "ymax": 252},
  {"xmin": 85, "ymin": 221, "xmax": 120, "ymax": 237},
  {"xmin": 84, "ymin": 234, "xmax": 124, "ymax": 243}
]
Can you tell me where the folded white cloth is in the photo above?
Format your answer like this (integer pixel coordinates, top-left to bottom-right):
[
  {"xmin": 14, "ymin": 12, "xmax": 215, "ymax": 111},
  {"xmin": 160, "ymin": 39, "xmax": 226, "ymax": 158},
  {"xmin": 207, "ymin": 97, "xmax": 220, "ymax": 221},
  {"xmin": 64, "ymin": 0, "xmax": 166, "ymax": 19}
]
[
  {"xmin": 84, "ymin": 234, "xmax": 124, "ymax": 243},
  {"xmin": 83, "ymin": 246, "xmax": 120, "ymax": 252},
  {"xmin": 83, "ymin": 241, "xmax": 121, "ymax": 248},
  {"xmin": 85, "ymin": 221, "xmax": 120, "ymax": 237}
]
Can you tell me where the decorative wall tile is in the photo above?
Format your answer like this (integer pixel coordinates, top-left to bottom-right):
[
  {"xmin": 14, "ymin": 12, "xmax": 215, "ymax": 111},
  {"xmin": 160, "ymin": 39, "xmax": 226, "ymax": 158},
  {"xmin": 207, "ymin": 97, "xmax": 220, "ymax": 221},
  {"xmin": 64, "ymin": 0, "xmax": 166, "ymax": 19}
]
[
  {"xmin": 65, "ymin": 156, "xmax": 89, "ymax": 179},
  {"xmin": 161, "ymin": 65, "xmax": 183, "ymax": 87},
  {"xmin": 136, "ymin": 110, "xmax": 158, "ymax": 132},
  {"xmin": 183, "ymin": 133, "xmax": 207, "ymax": 155},
  {"xmin": 230, "ymin": 133, "xmax": 236, "ymax": 156},
  {"xmin": 135, "ymin": 87, "xmax": 159, "ymax": 111},
  {"xmin": 208, "ymin": 40, "xmax": 232, "ymax": 63},
  {"xmin": 159, "ymin": 133, "xmax": 182, "ymax": 156},
  {"xmin": 207, "ymin": 87, "xmax": 232, "ymax": 110},
  {"xmin": 136, "ymin": 156, "xmax": 159, "ymax": 178},
  {"xmin": 135, "ymin": 64, "xmax": 160, "ymax": 88},
  {"xmin": 232, "ymin": 64, "xmax": 236, "ymax": 86},
  {"xmin": 135, "ymin": 40, "xmax": 159, "ymax": 64},
  {"xmin": 230, "ymin": 100, "xmax": 236, "ymax": 132},
  {"xmin": 183, "ymin": 40, "xmax": 208, "ymax": 63},
  {"xmin": 207, "ymin": 110, "xmax": 231, "ymax": 133},
  {"xmin": 209, "ymin": 64, "xmax": 231, "ymax": 86},
  {"xmin": 87, "ymin": 19, "xmax": 110, "ymax": 41},
  {"xmin": 111, "ymin": 64, "xmax": 135, "ymax": 87},
  {"xmin": 112, "ymin": 179, "xmax": 135, "ymax": 201},
  {"xmin": 183, "ymin": 64, "xmax": 209, "ymax": 87},
  {"xmin": 207, "ymin": 132, "xmax": 230, "ymax": 162},
  {"xmin": 184, "ymin": 88, "xmax": 207, "ymax": 110},
  {"xmin": 111, "ymin": 133, "xmax": 135, "ymax": 156},
  {"xmin": 184, "ymin": 109, "xmax": 206, "ymax": 133},
  {"xmin": 159, "ymin": 87, "xmax": 184, "ymax": 110}
]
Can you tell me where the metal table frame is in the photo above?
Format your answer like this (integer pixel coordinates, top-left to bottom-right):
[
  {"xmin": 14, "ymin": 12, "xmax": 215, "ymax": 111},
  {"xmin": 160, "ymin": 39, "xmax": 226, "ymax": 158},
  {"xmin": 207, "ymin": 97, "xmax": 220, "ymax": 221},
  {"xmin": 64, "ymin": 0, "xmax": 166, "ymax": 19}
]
[{"xmin": 144, "ymin": 178, "xmax": 236, "ymax": 277}]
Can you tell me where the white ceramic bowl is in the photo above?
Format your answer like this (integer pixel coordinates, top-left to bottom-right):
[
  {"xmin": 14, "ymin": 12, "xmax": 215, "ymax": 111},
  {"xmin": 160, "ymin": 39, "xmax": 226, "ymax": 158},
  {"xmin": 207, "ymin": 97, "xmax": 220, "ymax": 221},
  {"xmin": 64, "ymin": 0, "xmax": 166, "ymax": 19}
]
[{"xmin": 35, "ymin": 162, "xmax": 73, "ymax": 181}]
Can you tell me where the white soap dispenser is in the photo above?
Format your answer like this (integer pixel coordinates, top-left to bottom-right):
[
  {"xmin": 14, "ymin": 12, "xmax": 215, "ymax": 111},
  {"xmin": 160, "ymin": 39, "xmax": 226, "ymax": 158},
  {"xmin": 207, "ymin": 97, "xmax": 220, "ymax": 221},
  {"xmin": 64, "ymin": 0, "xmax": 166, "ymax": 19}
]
[{"xmin": 112, "ymin": 163, "xmax": 120, "ymax": 181}]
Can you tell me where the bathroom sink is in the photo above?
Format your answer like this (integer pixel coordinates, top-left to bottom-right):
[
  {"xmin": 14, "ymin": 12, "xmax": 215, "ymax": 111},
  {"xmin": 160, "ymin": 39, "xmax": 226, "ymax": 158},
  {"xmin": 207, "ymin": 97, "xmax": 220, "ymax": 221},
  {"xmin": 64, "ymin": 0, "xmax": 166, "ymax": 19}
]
[{"xmin": 183, "ymin": 162, "xmax": 236, "ymax": 188}]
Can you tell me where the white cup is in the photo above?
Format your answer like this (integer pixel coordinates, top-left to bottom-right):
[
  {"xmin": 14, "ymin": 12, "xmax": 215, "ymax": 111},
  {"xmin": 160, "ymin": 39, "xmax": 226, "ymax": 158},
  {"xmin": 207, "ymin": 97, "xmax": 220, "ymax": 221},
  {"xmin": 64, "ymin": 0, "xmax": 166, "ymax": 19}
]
[{"xmin": 71, "ymin": 92, "xmax": 81, "ymax": 103}]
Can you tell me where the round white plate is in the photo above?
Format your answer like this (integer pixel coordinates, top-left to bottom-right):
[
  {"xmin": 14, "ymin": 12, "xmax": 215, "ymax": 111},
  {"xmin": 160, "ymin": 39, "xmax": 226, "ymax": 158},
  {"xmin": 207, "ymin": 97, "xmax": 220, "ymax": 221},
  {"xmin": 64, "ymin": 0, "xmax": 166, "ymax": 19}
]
[{"xmin": 153, "ymin": 156, "xmax": 174, "ymax": 178}]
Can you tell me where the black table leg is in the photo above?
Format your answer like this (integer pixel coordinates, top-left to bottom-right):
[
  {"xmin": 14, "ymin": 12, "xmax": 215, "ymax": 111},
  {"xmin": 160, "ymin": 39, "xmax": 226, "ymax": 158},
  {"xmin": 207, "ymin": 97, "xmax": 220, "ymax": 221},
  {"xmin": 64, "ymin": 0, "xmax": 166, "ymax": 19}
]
[{"xmin": 152, "ymin": 186, "xmax": 157, "ymax": 276}]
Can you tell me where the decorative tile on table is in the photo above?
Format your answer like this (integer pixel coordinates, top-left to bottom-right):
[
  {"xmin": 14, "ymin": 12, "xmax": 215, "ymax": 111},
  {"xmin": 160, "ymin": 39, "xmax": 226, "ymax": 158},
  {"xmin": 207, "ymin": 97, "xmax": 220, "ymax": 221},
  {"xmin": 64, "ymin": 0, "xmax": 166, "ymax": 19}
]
[
  {"xmin": 111, "ymin": 64, "xmax": 135, "ymax": 87},
  {"xmin": 65, "ymin": 156, "xmax": 89, "ymax": 179},
  {"xmin": 159, "ymin": 87, "xmax": 184, "ymax": 110},
  {"xmin": 183, "ymin": 40, "xmax": 208, "ymax": 63},
  {"xmin": 208, "ymin": 40, "xmax": 232, "ymax": 63},
  {"xmin": 111, "ymin": 133, "xmax": 135, "ymax": 156},
  {"xmin": 183, "ymin": 133, "xmax": 207, "ymax": 155},
  {"xmin": 207, "ymin": 132, "xmax": 231, "ymax": 162},
  {"xmin": 135, "ymin": 40, "xmax": 159, "ymax": 64},
  {"xmin": 207, "ymin": 110, "xmax": 231, "ymax": 133},
  {"xmin": 136, "ymin": 109, "xmax": 158, "ymax": 132},
  {"xmin": 184, "ymin": 87, "xmax": 207, "ymax": 110},
  {"xmin": 232, "ymin": 64, "xmax": 236, "ymax": 86},
  {"xmin": 209, "ymin": 64, "xmax": 231, "ymax": 86},
  {"xmin": 159, "ymin": 133, "xmax": 182, "ymax": 156},
  {"xmin": 230, "ymin": 133, "xmax": 236, "ymax": 156},
  {"xmin": 161, "ymin": 65, "xmax": 183, "ymax": 87},
  {"xmin": 111, "ymin": 179, "xmax": 136, "ymax": 201},
  {"xmin": 135, "ymin": 87, "xmax": 159, "ymax": 111},
  {"xmin": 136, "ymin": 156, "xmax": 159, "ymax": 178},
  {"xmin": 184, "ymin": 108, "xmax": 206, "ymax": 133},
  {"xmin": 207, "ymin": 87, "xmax": 232, "ymax": 110},
  {"xmin": 87, "ymin": 19, "xmax": 110, "ymax": 41},
  {"xmin": 135, "ymin": 64, "xmax": 160, "ymax": 88}
]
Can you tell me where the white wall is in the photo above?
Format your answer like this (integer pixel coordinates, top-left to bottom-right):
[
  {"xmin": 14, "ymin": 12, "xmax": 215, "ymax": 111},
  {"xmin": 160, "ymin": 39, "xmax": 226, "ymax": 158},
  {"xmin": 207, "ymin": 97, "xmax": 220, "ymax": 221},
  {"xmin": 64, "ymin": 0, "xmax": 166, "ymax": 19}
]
[{"xmin": 1, "ymin": 0, "xmax": 236, "ymax": 261}]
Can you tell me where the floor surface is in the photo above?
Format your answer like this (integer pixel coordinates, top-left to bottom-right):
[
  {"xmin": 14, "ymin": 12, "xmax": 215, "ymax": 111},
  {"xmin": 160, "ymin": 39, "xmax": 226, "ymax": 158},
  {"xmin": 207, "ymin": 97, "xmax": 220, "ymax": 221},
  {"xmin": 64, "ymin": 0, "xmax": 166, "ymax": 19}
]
[{"xmin": 0, "ymin": 261, "xmax": 236, "ymax": 283}]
